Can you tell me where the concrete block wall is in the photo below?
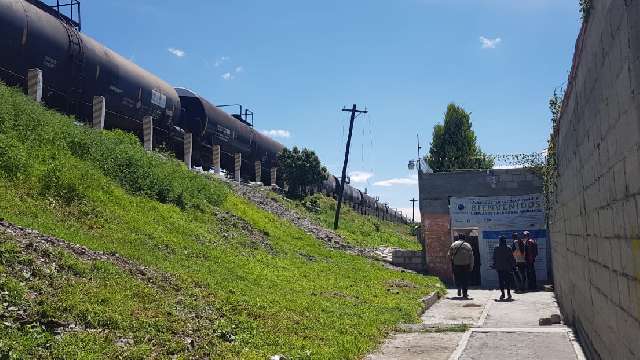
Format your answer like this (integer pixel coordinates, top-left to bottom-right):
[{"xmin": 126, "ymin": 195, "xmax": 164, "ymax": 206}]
[
  {"xmin": 391, "ymin": 250, "xmax": 426, "ymax": 273},
  {"xmin": 550, "ymin": 1, "xmax": 640, "ymax": 359}
]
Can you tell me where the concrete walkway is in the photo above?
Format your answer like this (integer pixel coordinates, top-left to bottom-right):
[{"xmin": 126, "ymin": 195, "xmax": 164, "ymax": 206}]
[{"xmin": 367, "ymin": 289, "xmax": 586, "ymax": 360}]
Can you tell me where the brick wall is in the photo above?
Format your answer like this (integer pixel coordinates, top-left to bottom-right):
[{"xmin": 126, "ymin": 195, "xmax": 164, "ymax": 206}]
[
  {"xmin": 422, "ymin": 213, "xmax": 453, "ymax": 283},
  {"xmin": 550, "ymin": 1, "xmax": 640, "ymax": 359}
]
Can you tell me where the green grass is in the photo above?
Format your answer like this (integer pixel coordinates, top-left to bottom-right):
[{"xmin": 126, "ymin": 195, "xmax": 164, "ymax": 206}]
[
  {"xmin": 0, "ymin": 83, "xmax": 443, "ymax": 359},
  {"xmin": 270, "ymin": 193, "xmax": 422, "ymax": 250}
]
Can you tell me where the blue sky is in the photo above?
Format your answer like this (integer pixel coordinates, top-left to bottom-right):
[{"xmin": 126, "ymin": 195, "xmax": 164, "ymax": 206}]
[{"xmin": 76, "ymin": 0, "xmax": 581, "ymax": 220}]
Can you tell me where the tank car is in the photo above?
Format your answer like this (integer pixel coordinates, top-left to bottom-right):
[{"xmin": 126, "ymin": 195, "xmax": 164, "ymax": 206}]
[
  {"xmin": 0, "ymin": 0, "xmax": 404, "ymax": 215},
  {"xmin": 321, "ymin": 175, "xmax": 337, "ymax": 197},
  {"xmin": 0, "ymin": 0, "xmax": 181, "ymax": 145},
  {"xmin": 350, "ymin": 185, "xmax": 362, "ymax": 208},
  {"xmin": 176, "ymin": 88, "xmax": 283, "ymax": 181}
]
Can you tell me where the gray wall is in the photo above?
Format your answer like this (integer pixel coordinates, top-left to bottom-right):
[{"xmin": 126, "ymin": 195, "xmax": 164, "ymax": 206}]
[
  {"xmin": 419, "ymin": 169, "xmax": 543, "ymax": 214},
  {"xmin": 391, "ymin": 250, "xmax": 426, "ymax": 273},
  {"xmin": 549, "ymin": 1, "xmax": 640, "ymax": 359}
]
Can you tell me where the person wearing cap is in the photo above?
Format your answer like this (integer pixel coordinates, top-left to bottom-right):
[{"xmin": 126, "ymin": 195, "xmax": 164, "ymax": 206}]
[
  {"xmin": 523, "ymin": 231, "xmax": 539, "ymax": 290},
  {"xmin": 493, "ymin": 235, "xmax": 516, "ymax": 300},
  {"xmin": 448, "ymin": 234, "xmax": 474, "ymax": 299},
  {"xmin": 511, "ymin": 232, "xmax": 527, "ymax": 292}
]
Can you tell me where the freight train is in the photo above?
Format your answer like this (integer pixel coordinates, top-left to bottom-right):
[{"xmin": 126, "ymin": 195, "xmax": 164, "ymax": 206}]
[{"xmin": 0, "ymin": 0, "xmax": 407, "ymax": 223}]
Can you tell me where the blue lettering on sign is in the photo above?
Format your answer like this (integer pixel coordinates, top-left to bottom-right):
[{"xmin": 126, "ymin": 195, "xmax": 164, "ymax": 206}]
[{"xmin": 482, "ymin": 229, "xmax": 547, "ymax": 239}]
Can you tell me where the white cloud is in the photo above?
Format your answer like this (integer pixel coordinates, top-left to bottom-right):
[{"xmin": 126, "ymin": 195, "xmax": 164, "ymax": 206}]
[
  {"xmin": 373, "ymin": 176, "xmax": 418, "ymax": 187},
  {"xmin": 261, "ymin": 129, "xmax": 291, "ymax": 139},
  {"xmin": 397, "ymin": 207, "xmax": 421, "ymax": 222},
  {"xmin": 235, "ymin": 66, "xmax": 244, "ymax": 73},
  {"xmin": 214, "ymin": 56, "xmax": 230, "ymax": 67},
  {"xmin": 349, "ymin": 171, "xmax": 373, "ymax": 184},
  {"xmin": 221, "ymin": 72, "xmax": 234, "ymax": 80},
  {"xmin": 167, "ymin": 47, "xmax": 185, "ymax": 57},
  {"xmin": 480, "ymin": 36, "xmax": 502, "ymax": 49}
]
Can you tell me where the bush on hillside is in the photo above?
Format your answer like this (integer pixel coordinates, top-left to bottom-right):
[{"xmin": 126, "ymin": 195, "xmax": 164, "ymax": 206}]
[
  {"xmin": 0, "ymin": 135, "xmax": 27, "ymax": 180},
  {"xmin": 277, "ymin": 146, "xmax": 328, "ymax": 197},
  {"xmin": 0, "ymin": 84, "xmax": 228, "ymax": 211}
]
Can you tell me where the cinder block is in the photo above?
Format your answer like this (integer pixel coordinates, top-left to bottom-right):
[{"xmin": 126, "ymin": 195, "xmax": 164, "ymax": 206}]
[
  {"xmin": 613, "ymin": 160, "xmax": 627, "ymax": 200},
  {"xmin": 620, "ymin": 238, "xmax": 635, "ymax": 277},
  {"xmin": 599, "ymin": 238, "xmax": 613, "ymax": 266},
  {"xmin": 625, "ymin": 147, "xmax": 640, "ymax": 196},
  {"xmin": 604, "ymin": 206, "xmax": 616, "ymax": 238},
  {"xmin": 612, "ymin": 200, "xmax": 626, "ymax": 238},
  {"xmin": 608, "ymin": 270, "xmax": 621, "ymax": 306},
  {"xmin": 630, "ymin": 278, "xmax": 640, "ymax": 320},
  {"xmin": 610, "ymin": 239, "xmax": 623, "ymax": 273},
  {"xmin": 618, "ymin": 275, "xmax": 631, "ymax": 315},
  {"xmin": 618, "ymin": 312, "xmax": 640, "ymax": 359},
  {"xmin": 623, "ymin": 197, "xmax": 639, "ymax": 238}
]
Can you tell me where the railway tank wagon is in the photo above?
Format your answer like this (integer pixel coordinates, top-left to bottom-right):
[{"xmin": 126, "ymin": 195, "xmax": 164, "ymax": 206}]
[
  {"xmin": 0, "ymin": 0, "xmax": 406, "ymax": 223},
  {"xmin": 176, "ymin": 88, "xmax": 284, "ymax": 181},
  {"xmin": 0, "ymin": 0, "xmax": 182, "ymax": 146}
]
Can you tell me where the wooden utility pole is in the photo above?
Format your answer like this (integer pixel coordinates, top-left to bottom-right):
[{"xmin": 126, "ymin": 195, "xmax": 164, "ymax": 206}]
[
  {"xmin": 334, "ymin": 104, "xmax": 368, "ymax": 230},
  {"xmin": 410, "ymin": 198, "xmax": 418, "ymax": 223}
]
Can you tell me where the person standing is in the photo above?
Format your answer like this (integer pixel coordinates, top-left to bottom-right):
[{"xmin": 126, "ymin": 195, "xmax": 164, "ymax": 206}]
[
  {"xmin": 524, "ymin": 231, "xmax": 538, "ymax": 291},
  {"xmin": 493, "ymin": 236, "xmax": 516, "ymax": 300},
  {"xmin": 511, "ymin": 233, "xmax": 527, "ymax": 292},
  {"xmin": 448, "ymin": 234, "xmax": 474, "ymax": 299}
]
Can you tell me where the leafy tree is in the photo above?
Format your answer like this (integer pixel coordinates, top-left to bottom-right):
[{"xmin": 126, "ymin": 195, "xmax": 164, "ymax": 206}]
[
  {"xmin": 427, "ymin": 103, "xmax": 494, "ymax": 172},
  {"xmin": 277, "ymin": 146, "xmax": 328, "ymax": 197}
]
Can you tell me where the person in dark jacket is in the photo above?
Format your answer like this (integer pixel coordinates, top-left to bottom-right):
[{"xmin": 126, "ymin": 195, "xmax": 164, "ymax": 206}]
[
  {"xmin": 493, "ymin": 236, "xmax": 516, "ymax": 300},
  {"xmin": 523, "ymin": 231, "xmax": 539, "ymax": 291}
]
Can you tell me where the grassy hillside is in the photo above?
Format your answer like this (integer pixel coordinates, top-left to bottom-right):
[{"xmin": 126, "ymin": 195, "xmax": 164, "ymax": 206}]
[
  {"xmin": 270, "ymin": 193, "xmax": 421, "ymax": 250},
  {"xmin": 0, "ymin": 84, "xmax": 442, "ymax": 359}
]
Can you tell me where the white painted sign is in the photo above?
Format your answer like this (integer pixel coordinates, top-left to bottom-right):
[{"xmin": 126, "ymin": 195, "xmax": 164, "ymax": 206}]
[
  {"xmin": 151, "ymin": 89, "xmax": 167, "ymax": 108},
  {"xmin": 450, "ymin": 194, "xmax": 547, "ymax": 288}
]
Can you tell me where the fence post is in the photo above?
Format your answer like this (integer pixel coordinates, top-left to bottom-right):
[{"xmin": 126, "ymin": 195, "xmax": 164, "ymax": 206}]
[
  {"xmin": 27, "ymin": 68, "xmax": 43, "ymax": 103},
  {"xmin": 254, "ymin": 161, "xmax": 262, "ymax": 183},
  {"xmin": 143, "ymin": 116, "xmax": 153, "ymax": 151},
  {"xmin": 184, "ymin": 133, "xmax": 192, "ymax": 169},
  {"xmin": 92, "ymin": 96, "xmax": 105, "ymax": 130},
  {"xmin": 270, "ymin": 167, "xmax": 278, "ymax": 186},
  {"xmin": 212, "ymin": 144, "xmax": 221, "ymax": 175},
  {"xmin": 234, "ymin": 153, "xmax": 242, "ymax": 182}
]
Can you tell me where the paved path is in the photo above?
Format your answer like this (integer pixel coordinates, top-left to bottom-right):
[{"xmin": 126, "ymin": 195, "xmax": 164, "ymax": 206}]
[{"xmin": 367, "ymin": 289, "xmax": 586, "ymax": 360}]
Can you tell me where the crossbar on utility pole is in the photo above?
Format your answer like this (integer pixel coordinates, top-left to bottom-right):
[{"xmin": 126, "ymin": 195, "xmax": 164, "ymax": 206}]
[
  {"xmin": 334, "ymin": 104, "xmax": 368, "ymax": 230},
  {"xmin": 410, "ymin": 198, "xmax": 418, "ymax": 223}
]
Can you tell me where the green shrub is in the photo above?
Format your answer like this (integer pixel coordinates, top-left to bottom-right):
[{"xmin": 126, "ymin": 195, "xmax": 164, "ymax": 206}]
[
  {"xmin": 38, "ymin": 156, "xmax": 97, "ymax": 205},
  {"xmin": 0, "ymin": 83, "xmax": 228, "ymax": 211},
  {"xmin": 0, "ymin": 134, "xmax": 28, "ymax": 180}
]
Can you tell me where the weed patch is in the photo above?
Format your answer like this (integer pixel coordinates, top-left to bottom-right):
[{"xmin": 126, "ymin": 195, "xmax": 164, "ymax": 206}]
[{"xmin": 0, "ymin": 83, "xmax": 442, "ymax": 359}]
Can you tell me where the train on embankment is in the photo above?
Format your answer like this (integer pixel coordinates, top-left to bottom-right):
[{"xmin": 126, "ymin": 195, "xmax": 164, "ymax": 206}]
[{"xmin": 0, "ymin": 0, "xmax": 407, "ymax": 223}]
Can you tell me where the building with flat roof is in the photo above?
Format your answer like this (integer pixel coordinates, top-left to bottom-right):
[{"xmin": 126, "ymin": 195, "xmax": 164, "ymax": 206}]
[{"xmin": 418, "ymin": 168, "xmax": 545, "ymax": 287}]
